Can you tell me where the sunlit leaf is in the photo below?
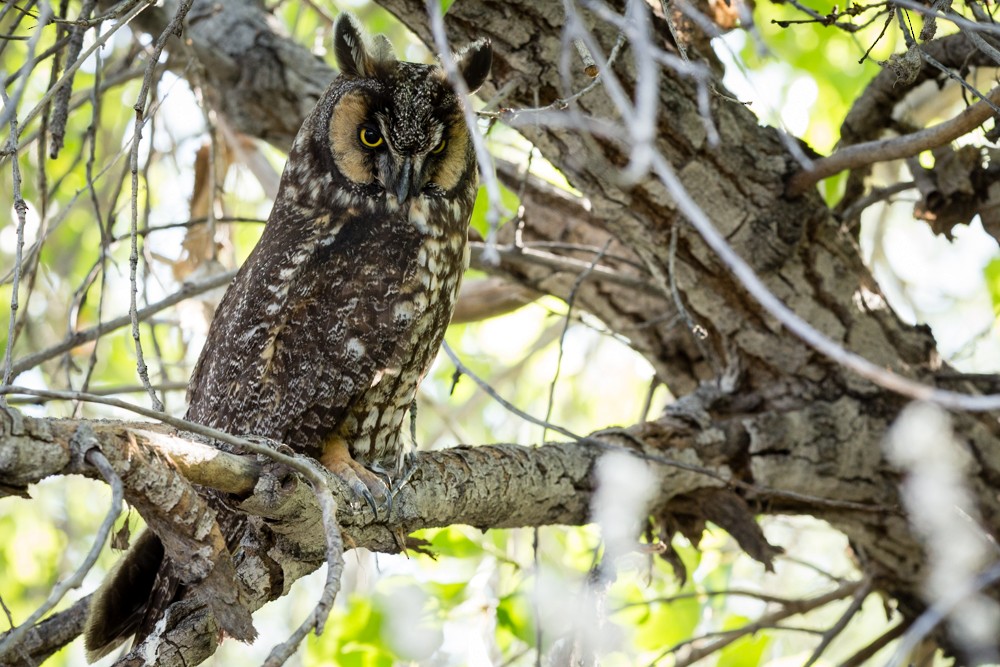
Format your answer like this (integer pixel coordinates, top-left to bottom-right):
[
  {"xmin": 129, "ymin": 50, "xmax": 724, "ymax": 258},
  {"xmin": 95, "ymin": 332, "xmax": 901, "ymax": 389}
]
[
  {"xmin": 497, "ymin": 592, "xmax": 535, "ymax": 644},
  {"xmin": 984, "ymin": 257, "xmax": 1000, "ymax": 315},
  {"xmin": 469, "ymin": 183, "xmax": 520, "ymax": 240},
  {"xmin": 716, "ymin": 614, "xmax": 771, "ymax": 667}
]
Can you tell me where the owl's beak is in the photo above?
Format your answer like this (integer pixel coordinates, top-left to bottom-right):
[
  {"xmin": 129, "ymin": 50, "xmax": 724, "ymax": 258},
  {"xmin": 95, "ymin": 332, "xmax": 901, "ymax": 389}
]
[{"xmin": 392, "ymin": 157, "xmax": 416, "ymax": 204}]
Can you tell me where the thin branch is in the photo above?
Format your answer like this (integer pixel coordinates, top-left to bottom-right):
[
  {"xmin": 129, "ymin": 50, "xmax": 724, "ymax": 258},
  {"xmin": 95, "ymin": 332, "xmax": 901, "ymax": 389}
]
[
  {"xmin": 787, "ymin": 84, "xmax": 1000, "ymax": 195},
  {"xmin": 837, "ymin": 181, "xmax": 916, "ymax": 227},
  {"xmin": 469, "ymin": 242, "xmax": 657, "ymax": 293},
  {"xmin": 542, "ymin": 239, "xmax": 611, "ymax": 437},
  {"xmin": 802, "ymin": 575, "xmax": 874, "ymax": 667},
  {"xmin": 127, "ymin": 0, "xmax": 193, "ymax": 412},
  {"xmin": 0, "ymin": 85, "xmax": 28, "ymax": 404},
  {"xmin": 426, "ymin": 0, "xmax": 507, "ymax": 263},
  {"xmin": 660, "ymin": 579, "xmax": 863, "ymax": 666},
  {"xmin": 262, "ymin": 478, "xmax": 342, "ymax": 666},
  {"xmin": 481, "ymin": 33, "xmax": 628, "ymax": 122},
  {"xmin": 6, "ymin": 269, "xmax": 236, "ymax": 380},
  {"xmin": 7, "ymin": 381, "xmax": 190, "ymax": 404},
  {"xmin": 442, "ymin": 341, "xmax": 583, "ymax": 442},
  {"xmin": 840, "ymin": 620, "xmax": 910, "ymax": 667},
  {"xmin": 893, "ymin": 0, "xmax": 1000, "ymax": 38},
  {"xmin": 612, "ymin": 586, "xmax": 844, "ymax": 612}
]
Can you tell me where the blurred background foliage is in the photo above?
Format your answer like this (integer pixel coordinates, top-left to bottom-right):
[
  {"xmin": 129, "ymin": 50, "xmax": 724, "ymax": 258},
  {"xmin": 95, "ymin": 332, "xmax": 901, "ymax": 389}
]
[{"xmin": 0, "ymin": 0, "xmax": 995, "ymax": 664}]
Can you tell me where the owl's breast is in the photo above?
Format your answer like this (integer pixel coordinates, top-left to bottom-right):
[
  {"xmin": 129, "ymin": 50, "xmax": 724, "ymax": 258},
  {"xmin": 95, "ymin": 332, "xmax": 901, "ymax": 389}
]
[
  {"xmin": 402, "ymin": 198, "xmax": 469, "ymax": 294},
  {"xmin": 319, "ymin": 195, "xmax": 471, "ymax": 468}
]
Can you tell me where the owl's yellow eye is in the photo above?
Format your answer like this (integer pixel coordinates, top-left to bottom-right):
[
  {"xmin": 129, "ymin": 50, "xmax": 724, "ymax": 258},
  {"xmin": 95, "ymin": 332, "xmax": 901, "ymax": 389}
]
[
  {"xmin": 359, "ymin": 126, "xmax": 384, "ymax": 148},
  {"xmin": 431, "ymin": 139, "xmax": 447, "ymax": 154}
]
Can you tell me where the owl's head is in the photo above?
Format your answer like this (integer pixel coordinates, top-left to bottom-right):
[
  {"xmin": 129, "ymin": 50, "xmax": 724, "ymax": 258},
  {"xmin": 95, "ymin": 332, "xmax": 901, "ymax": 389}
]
[{"xmin": 292, "ymin": 13, "xmax": 491, "ymax": 211}]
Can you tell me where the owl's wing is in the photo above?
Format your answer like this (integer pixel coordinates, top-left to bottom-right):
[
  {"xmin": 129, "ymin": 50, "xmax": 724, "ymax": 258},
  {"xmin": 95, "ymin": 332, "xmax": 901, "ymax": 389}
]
[{"xmin": 186, "ymin": 207, "xmax": 419, "ymax": 457}]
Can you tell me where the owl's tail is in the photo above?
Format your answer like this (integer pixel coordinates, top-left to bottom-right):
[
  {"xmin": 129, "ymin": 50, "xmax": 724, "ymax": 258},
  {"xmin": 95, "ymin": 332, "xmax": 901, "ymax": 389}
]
[{"xmin": 83, "ymin": 530, "xmax": 180, "ymax": 663}]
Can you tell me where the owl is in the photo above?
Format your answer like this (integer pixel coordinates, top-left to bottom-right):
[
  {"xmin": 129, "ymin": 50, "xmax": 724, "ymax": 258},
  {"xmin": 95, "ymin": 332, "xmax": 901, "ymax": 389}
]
[{"xmin": 84, "ymin": 13, "xmax": 492, "ymax": 661}]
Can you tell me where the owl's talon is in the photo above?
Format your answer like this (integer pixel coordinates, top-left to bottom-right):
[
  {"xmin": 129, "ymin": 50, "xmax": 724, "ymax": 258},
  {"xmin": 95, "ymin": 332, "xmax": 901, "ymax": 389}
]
[
  {"xmin": 383, "ymin": 488, "xmax": 393, "ymax": 518},
  {"xmin": 320, "ymin": 438, "xmax": 390, "ymax": 518},
  {"xmin": 358, "ymin": 486, "xmax": 379, "ymax": 517},
  {"xmin": 390, "ymin": 454, "xmax": 419, "ymax": 497},
  {"xmin": 369, "ymin": 465, "xmax": 393, "ymax": 488}
]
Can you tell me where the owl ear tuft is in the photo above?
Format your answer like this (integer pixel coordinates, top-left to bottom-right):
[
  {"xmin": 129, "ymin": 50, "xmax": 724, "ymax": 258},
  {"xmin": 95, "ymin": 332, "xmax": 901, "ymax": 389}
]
[
  {"xmin": 455, "ymin": 39, "xmax": 492, "ymax": 94},
  {"xmin": 334, "ymin": 13, "xmax": 394, "ymax": 77}
]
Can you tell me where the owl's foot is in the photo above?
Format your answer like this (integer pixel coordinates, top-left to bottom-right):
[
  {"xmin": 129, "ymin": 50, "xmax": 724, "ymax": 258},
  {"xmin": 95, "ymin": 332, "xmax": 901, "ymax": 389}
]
[
  {"xmin": 369, "ymin": 451, "xmax": 417, "ymax": 503},
  {"xmin": 319, "ymin": 440, "xmax": 389, "ymax": 517},
  {"xmin": 391, "ymin": 451, "xmax": 419, "ymax": 496}
]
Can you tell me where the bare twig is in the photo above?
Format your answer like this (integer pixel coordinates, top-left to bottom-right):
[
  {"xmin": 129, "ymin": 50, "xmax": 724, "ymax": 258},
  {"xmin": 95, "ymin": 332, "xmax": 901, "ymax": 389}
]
[
  {"xmin": 443, "ymin": 341, "xmax": 583, "ymax": 441},
  {"xmin": 787, "ymin": 83, "xmax": 1000, "ymax": 195},
  {"xmin": 656, "ymin": 580, "xmax": 863, "ymax": 666},
  {"xmin": 469, "ymin": 242, "xmax": 657, "ymax": 293},
  {"xmin": 840, "ymin": 621, "xmax": 910, "ymax": 667},
  {"xmin": 481, "ymin": 33, "xmax": 628, "ymax": 123},
  {"xmin": 612, "ymin": 586, "xmax": 842, "ymax": 612},
  {"xmin": 802, "ymin": 575, "xmax": 874, "ymax": 667},
  {"xmin": 7, "ymin": 269, "xmax": 237, "ymax": 380},
  {"xmin": 542, "ymin": 239, "xmax": 612, "ymax": 436},
  {"xmin": 837, "ymin": 181, "xmax": 917, "ymax": 227},
  {"xmin": 0, "ymin": 85, "xmax": 28, "ymax": 404},
  {"xmin": 127, "ymin": 0, "xmax": 194, "ymax": 411},
  {"xmin": 262, "ymin": 481, "xmax": 343, "ymax": 667},
  {"xmin": 426, "ymin": 0, "xmax": 507, "ymax": 263},
  {"xmin": 7, "ymin": 381, "xmax": 190, "ymax": 404}
]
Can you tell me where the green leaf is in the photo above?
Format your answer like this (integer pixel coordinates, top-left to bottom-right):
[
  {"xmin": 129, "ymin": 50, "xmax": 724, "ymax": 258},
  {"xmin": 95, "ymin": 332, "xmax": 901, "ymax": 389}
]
[
  {"xmin": 424, "ymin": 526, "xmax": 486, "ymax": 558},
  {"xmin": 716, "ymin": 615, "xmax": 771, "ymax": 667},
  {"xmin": 497, "ymin": 592, "xmax": 535, "ymax": 644},
  {"xmin": 305, "ymin": 595, "xmax": 397, "ymax": 666},
  {"xmin": 631, "ymin": 593, "xmax": 701, "ymax": 650},
  {"xmin": 984, "ymin": 257, "xmax": 1000, "ymax": 315},
  {"xmin": 441, "ymin": 0, "xmax": 457, "ymax": 14},
  {"xmin": 469, "ymin": 183, "xmax": 520, "ymax": 240}
]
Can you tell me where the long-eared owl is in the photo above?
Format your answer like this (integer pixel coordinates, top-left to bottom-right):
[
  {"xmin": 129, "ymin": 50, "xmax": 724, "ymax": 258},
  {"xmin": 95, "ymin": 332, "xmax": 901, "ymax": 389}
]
[{"xmin": 84, "ymin": 13, "xmax": 492, "ymax": 661}]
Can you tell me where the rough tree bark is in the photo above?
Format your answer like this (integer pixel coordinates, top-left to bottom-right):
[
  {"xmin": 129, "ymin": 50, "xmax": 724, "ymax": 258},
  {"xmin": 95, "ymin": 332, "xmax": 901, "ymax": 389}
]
[{"xmin": 3, "ymin": 0, "xmax": 999, "ymax": 665}]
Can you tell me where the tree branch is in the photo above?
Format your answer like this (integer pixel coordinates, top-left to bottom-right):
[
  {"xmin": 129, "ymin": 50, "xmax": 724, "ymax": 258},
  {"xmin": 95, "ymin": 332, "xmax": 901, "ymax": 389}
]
[{"xmin": 787, "ymin": 83, "xmax": 1000, "ymax": 196}]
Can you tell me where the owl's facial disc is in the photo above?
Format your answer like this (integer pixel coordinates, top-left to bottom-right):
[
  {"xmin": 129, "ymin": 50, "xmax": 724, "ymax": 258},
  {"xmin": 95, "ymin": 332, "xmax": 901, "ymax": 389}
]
[{"xmin": 328, "ymin": 70, "xmax": 475, "ymax": 208}]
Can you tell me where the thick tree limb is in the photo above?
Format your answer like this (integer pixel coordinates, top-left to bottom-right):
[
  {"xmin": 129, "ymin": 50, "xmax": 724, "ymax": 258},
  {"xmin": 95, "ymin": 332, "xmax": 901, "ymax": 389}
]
[{"xmin": 0, "ymin": 395, "xmax": 905, "ymax": 665}]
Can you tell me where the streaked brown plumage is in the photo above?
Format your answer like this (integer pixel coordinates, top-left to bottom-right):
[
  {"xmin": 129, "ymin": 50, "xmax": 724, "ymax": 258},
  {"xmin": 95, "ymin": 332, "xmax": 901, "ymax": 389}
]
[{"xmin": 83, "ymin": 13, "xmax": 491, "ymax": 661}]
